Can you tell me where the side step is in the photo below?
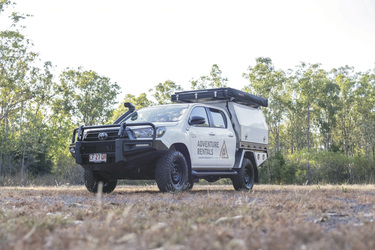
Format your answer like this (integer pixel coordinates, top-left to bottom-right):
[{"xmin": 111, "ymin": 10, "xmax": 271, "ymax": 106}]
[{"xmin": 192, "ymin": 170, "xmax": 238, "ymax": 178}]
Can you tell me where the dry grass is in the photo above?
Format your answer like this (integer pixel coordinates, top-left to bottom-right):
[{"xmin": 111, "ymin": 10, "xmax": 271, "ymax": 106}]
[{"xmin": 1, "ymin": 184, "xmax": 375, "ymax": 250}]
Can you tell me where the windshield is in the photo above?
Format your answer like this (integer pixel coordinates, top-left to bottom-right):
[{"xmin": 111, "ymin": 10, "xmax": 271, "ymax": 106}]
[{"xmin": 123, "ymin": 104, "xmax": 188, "ymax": 123}]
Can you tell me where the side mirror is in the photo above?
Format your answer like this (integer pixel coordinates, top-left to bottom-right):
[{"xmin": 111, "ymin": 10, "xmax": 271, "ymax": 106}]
[{"xmin": 189, "ymin": 116, "xmax": 206, "ymax": 125}]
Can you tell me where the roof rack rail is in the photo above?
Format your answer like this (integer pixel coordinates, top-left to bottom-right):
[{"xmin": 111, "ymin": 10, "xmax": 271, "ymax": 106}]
[{"xmin": 171, "ymin": 87, "xmax": 268, "ymax": 108}]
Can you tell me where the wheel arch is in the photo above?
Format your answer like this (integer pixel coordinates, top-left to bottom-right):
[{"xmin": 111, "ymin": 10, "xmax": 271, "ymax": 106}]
[
  {"xmin": 244, "ymin": 151, "xmax": 259, "ymax": 183},
  {"xmin": 170, "ymin": 143, "xmax": 191, "ymax": 172}
]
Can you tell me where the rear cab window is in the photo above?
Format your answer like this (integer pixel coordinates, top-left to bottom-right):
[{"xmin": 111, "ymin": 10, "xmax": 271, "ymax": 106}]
[
  {"xmin": 189, "ymin": 106, "xmax": 227, "ymax": 128},
  {"xmin": 209, "ymin": 108, "xmax": 227, "ymax": 128}
]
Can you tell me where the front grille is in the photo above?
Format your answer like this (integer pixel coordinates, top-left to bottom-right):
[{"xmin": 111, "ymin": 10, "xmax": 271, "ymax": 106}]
[{"xmin": 84, "ymin": 129, "xmax": 119, "ymax": 141}]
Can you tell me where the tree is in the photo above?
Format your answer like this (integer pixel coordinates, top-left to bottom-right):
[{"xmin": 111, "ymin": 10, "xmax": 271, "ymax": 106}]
[
  {"xmin": 355, "ymin": 69, "xmax": 375, "ymax": 158},
  {"xmin": 0, "ymin": 0, "xmax": 12, "ymax": 13},
  {"xmin": 56, "ymin": 68, "xmax": 120, "ymax": 126},
  {"xmin": 330, "ymin": 66, "xmax": 356, "ymax": 155},
  {"xmin": 0, "ymin": 31, "xmax": 37, "ymax": 123},
  {"xmin": 150, "ymin": 80, "xmax": 183, "ymax": 105},
  {"xmin": 243, "ymin": 57, "xmax": 288, "ymax": 152},
  {"xmin": 110, "ymin": 93, "xmax": 153, "ymax": 123},
  {"xmin": 315, "ymin": 72, "xmax": 340, "ymax": 151},
  {"xmin": 190, "ymin": 64, "xmax": 228, "ymax": 90},
  {"xmin": 292, "ymin": 63, "xmax": 329, "ymax": 183},
  {"xmin": 0, "ymin": 2, "xmax": 51, "ymax": 178}
]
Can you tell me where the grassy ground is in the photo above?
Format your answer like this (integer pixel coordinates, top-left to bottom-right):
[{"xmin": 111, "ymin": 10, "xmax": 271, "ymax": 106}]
[{"xmin": 1, "ymin": 184, "xmax": 375, "ymax": 250}]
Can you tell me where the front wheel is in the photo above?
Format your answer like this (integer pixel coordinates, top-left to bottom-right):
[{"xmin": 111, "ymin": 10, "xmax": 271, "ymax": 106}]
[
  {"xmin": 155, "ymin": 151, "xmax": 189, "ymax": 192},
  {"xmin": 84, "ymin": 170, "xmax": 117, "ymax": 194},
  {"xmin": 232, "ymin": 158, "xmax": 255, "ymax": 191}
]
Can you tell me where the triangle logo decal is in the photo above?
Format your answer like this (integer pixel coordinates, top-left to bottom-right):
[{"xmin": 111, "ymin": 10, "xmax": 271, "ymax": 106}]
[{"xmin": 220, "ymin": 140, "xmax": 229, "ymax": 159}]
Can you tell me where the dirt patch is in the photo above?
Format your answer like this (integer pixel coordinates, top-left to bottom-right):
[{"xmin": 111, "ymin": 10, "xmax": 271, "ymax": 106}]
[{"xmin": 1, "ymin": 185, "xmax": 375, "ymax": 249}]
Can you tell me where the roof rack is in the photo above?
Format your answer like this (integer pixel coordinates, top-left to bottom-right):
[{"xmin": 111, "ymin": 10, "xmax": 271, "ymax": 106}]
[{"xmin": 171, "ymin": 87, "xmax": 268, "ymax": 108}]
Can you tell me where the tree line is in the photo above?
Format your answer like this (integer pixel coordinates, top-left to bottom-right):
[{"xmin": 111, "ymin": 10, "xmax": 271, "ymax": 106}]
[
  {"xmin": 120, "ymin": 58, "xmax": 375, "ymax": 185},
  {"xmin": 1, "ymin": 1, "xmax": 374, "ymax": 185}
]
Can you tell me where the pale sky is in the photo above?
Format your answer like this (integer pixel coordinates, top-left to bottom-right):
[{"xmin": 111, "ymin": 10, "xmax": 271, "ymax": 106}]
[{"xmin": 2, "ymin": 0, "xmax": 375, "ymax": 100}]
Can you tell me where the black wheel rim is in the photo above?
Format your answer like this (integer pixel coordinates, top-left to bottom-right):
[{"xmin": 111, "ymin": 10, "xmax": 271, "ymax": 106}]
[
  {"xmin": 244, "ymin": 168, "xmax": 253, "ymax": 188},
  {"xmin": 171, "ymin": 160, "xmax": 184, "ymax": 186}
]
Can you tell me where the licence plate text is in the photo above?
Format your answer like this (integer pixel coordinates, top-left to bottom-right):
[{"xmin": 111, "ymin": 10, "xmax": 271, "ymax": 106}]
[{"xmin": 89, "ymin": 153, "xmax": 107, "ymax": 163}]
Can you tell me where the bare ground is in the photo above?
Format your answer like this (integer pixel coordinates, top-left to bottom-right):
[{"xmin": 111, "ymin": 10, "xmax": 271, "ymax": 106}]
[{"xmin": 1, "ymin": 184, "xmax": 375, "ymax": 250}]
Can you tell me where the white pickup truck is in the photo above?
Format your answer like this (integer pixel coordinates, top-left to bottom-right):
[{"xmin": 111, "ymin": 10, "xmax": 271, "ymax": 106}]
[{"xmin": 70, "ymin": 88, "xmax": 269, "ymax": 193}]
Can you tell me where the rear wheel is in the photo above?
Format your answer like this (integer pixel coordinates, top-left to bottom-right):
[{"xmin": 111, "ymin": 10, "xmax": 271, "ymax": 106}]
[
  {"xmin": 232, "ymin": 158, "xmax": 255, "ymax": 191},
  {"xmin": 155, "ymin": 151, "xmax": 189, "ymax": 192},
  {"xmin": 84, "ymin": 170, "xmax": 117, "ymax": 194}
]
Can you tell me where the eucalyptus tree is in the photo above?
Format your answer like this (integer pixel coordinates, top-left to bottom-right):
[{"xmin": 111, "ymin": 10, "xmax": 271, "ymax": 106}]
[
  {"xmin": 0, "ymin": 1, "xmax": 54, "ymax": 178},
  {"xmin": 110, "ymin": 93, "xmax": 154, "ymax": 123},
  {"xmin": 190, "ymin": 64, "xmax": 228, "ymax": 90},
  {"xmin": 330, "ymin": 66, "xmax": 357, "ymax": 156},
  {"xmin": 292, "ymin": 63, "xmax": 329, "ymax": 183},
  {"xmin": 293, "ymin": 63, "xmax": 328, "ymax": 150},
  {"xmin": 355, "ymin": 69, "xmax": 375, "ymax": 158},
  {"xmin": 56, "ymin": 68, "xmax": 120, "ymax": 126},
  {"xmin": 315, "ymin": 71, "xmax": 340, "ymax": 151},
  {"xmin": 150, "ymin": 80, "xmax": 183, "ymax": 105},
  {"xmin": 243, "ymin": 57, "xmax": 288, "ymax": 153}
]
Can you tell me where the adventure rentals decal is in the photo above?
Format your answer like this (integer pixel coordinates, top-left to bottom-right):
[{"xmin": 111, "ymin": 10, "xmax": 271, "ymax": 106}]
[{"xmin": 197, "ymin": 140, "xmax": 229, "ymax": 159}]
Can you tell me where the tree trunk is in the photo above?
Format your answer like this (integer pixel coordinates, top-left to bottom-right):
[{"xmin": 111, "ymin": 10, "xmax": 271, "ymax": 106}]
[
  {"xmin": 21, "ymin": 141, "xmax": 26, "ymax": 179},
  {"xmin": 1, "ymin": 118, "xmax": 10, "ymax": 177},
  {"xmin": 291, "ymin": 136, "xmax": 294, "ymax": 154},
  {"xmin": 306, "ymin": 103, "xmax": 311, "ymax": 184},
  {"xmin": 325, "ymin": 133, "xmax": 330, "ymax": 151},
  {"xmin": 0, "ymin": 122, "xmax": 4, "ymax": 178},
  {"xmin": 307, "ymin": 103, "xmax": 310, "ymax": 150},
  {"xmin": 275, "ymin": 127, "xmax": 280, "ymax": 152}
]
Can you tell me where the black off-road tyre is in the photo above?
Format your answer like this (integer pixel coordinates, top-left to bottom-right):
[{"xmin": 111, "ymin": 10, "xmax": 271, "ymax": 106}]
[
  {"xmin": 185, "ymin": 176, "xmax": 194, "ymax": 191},
  {"xmin": 232, "ymin": 158, "xmax": 255, "ymax": 191},
  {"xmin": 155, "ymin": 151, "xmax": 189, "ymax": 192},
  {"xmin": 84, "ymin": 170, "xmax": 117, "ymax": 194}
]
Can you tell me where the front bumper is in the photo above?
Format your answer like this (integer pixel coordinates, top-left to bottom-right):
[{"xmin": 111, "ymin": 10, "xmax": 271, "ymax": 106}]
[{"xmin": 70, "ymin": 138, "xmax": 168, "ymax": 166}]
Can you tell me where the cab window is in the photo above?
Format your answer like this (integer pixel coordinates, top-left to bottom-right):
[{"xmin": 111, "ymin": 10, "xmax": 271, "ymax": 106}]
[
  {"xmin": 189, "ymin": 107, "xmax": 209, "ymax": 127},
  {"xmin": 209, "ymin": 108, "xmax": 227, "ymax": 128}
]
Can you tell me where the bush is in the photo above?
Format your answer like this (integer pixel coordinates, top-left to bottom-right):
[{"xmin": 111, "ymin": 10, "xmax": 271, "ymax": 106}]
[
  {"xmin": 260, "ymin": 152, "xmax": 298, "ymax": 184},
  {"xmin": 351, "ymin": 156, "xmax": 375, "ymax": 184}
]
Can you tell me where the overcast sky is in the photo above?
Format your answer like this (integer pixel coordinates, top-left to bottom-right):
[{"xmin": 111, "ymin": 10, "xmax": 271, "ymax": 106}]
[{"xmin": 3, "ymin": 0, "xmax": 375, "ymax": 99}]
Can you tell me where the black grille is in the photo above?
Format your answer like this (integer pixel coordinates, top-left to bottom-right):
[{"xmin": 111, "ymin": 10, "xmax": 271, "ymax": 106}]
[{"xmin": 84, "ymin": 129, "xmax": 119, "ymax": 141}]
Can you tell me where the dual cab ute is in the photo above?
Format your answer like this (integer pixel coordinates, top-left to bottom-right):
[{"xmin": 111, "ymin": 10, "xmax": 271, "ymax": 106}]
[{"xmin": 70, "ymin": 88, "xmax": 269, "ymax": 193}]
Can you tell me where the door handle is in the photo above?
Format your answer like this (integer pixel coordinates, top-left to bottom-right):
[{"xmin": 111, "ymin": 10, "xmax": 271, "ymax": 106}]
[
  {"xmin": 209, "ymin": 132, "xmax": 216, "ymax": 136},
  {"xmin": 189, "ymin": 132, "xmax": 197, "ymax": 138},
  {"xmin": 228, "ymin": 133, "xmax": 234, "ymax": 137}
]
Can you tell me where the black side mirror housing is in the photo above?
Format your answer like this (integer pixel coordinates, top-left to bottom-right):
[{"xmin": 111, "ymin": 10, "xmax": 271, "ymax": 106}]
[{"xmin": 189, "ymin": 116, "xmax": 206, "ymax": 125}]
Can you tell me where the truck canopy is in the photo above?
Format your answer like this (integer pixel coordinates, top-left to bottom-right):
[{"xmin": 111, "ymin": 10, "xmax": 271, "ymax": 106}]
[{"xmin": 171, "ymin": 88, "xmax": 268, "ymax": 108}]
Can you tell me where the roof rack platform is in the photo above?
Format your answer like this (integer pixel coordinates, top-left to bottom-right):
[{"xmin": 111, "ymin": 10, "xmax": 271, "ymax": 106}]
[{"xmin": 171, "ymin": 88, "xmax": 268, "ymax": 108}]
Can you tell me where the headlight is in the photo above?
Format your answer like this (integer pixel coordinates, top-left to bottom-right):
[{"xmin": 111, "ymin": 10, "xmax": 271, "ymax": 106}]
[
  {"xmin": 69, "ymin": 147, "xmax": 76, "ymax": 154},
  {"xmin": 133, "ymin": 127, "xmax": 166, "ymax": 138}
]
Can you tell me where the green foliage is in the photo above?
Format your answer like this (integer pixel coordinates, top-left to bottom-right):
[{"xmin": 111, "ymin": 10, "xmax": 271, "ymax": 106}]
[
  {"xmin": 110, "ymin": 93, "xmax": 153, "ymax": 123},
  {"xmin": 0, "ymin": 0, "xmax": 12, "ymax": 14},
  {"xmin": 351, "ymin": 156, "xmax": 375, "ymax": 184},
  {"xmin": 56, "ymin": 68, "xmax": 120, "ymax": 126},
  {"xmin": 190, "ymin": 64, "xmax": 228, "ymax": 90},
  {"xmin": 150, "ymin": 80, "xmax": 183, "ymax": 105},
  {"xmin": 243, "ymin": 57, "xmax": 287, "ymax": 152},
  {"xmin": 259, "ymin": 152, "xmax": 298, "ymax": 184}
]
